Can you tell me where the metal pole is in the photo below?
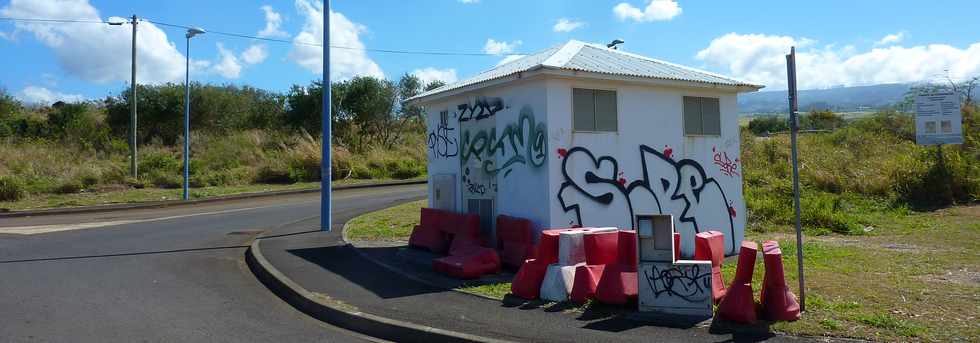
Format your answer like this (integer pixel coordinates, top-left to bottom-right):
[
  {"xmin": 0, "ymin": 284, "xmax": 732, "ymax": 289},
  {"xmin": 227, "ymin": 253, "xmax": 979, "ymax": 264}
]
[
  {"xmin": 130, "ymin": 14, "xmax": 138, "ymax": 178},
  {"xmin": 183, "ymin": 35, "xmax": 191, "ymax": 201},
  {"xmin": 786, "ymin": 46, "xmax": 806, "ymax": 312},
  {"xmin": 321, "ymin": 0, "xmax": 332, "ymax": 231}
]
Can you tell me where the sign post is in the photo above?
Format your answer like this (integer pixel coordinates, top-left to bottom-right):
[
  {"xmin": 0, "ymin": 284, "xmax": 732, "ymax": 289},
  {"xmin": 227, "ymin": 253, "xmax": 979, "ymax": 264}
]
[
  {"xmin": 321, "ymin": 0, "xmax": 332, "ymax": 231},
  {"xmin": 785, "ymin": 47, "xmax": 806, "ymax": 312}
]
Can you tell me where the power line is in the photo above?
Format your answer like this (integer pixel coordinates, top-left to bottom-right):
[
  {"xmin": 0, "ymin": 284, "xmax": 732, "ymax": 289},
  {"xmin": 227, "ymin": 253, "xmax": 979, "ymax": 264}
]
[{"xmin": 1, "ymin": 16, "xmax": 520, "ymax": 56}]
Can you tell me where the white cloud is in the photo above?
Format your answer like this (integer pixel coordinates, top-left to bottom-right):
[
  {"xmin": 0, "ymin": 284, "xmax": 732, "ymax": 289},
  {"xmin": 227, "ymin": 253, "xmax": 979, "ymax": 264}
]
[
  {"xmin": 241, "ymin": 44, "xmax": 268, "ymax": 64},
  {"xmin": 412, "ymin": 67, "xmax": 458, "ymax": 85},
  {"xmin": 875, "ymin": 31, "xmax": 905, "ymax": 46},
  {"xmin": 496, "ymin": 55, "xmax": 525, "ymax": 66},
  {"xmin": 289, "ymin": 0, "xmax": 384, "ymax": 80},
  {"xmin": 0, "ymin": 0, "xmax": 187, "ymax": 84},
  {"xmin": 695, "ymin": 32, "xmax": 980, "ymax": 90},
  {"xmin": 257, "ymin": 5, "xmax": 288, "ymax": 38},
  {"xmin": 483, "ymin": 39, "xmax": 522, "ymax": 55},
  {"xmin": 211, "ymin": 43, "xmax": 243, "ymax": 79},
  {"xmin": 553, "ymin": 18, "xmax": 585, "ymax": 33},
  {"xmin": 613, "ymin": 0, "xmax": 682, "ymax": 22},
  {"xmin": 459, "ymin": 0, "xmax": 480, "ymax": 3},
  {"xmin": 17, "ymin": 86, "xmax": 84, "ymax": 105}
]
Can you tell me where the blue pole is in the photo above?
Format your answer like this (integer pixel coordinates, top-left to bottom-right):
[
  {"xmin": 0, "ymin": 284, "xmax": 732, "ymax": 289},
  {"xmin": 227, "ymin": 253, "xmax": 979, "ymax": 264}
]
[
  {"xmin": 321, "ymin": 0, "xmax": 332, "ymax": 231},
  {"xmin": 183, "ymin": 35, "xmax": 191, "ymax": 201}
]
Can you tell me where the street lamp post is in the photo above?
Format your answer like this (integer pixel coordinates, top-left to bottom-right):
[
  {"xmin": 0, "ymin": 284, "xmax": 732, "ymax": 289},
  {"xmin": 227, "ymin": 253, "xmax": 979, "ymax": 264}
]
[
  {"xmin": 107, "ymin": 16, "xmax": 139, "ymax": 179},
  {"xmin": 183, "ymin": 27, "xmax": 205, "ymax": 201}
]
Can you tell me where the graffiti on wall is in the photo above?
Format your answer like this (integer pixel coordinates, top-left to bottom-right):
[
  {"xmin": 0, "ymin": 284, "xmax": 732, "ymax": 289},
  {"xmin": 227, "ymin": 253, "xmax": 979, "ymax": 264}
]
[
  {"xmin": 712, "ymin": 146, "xmax": 739, "ymax": 178},
  {"xmin": 642, "ymin": 263, "xmax": 712, "ymax": 303},
  {"xmin": 557, "ymin": 145, "xmax": 739, "ymax": 255},
  {"xmin": 462, "ymin": 166, "xmax": 497, "ymax": 195},
  {"xmin": 460, "ymin": 106, "xmax": 547, "ymax": 178},
  {"xmin": 458, "ymin": 96, "xmax": 504, "ymax": 122},
  {"xmin": 427, "ymin": 123, "xmax": 458, "ymax": 159}
]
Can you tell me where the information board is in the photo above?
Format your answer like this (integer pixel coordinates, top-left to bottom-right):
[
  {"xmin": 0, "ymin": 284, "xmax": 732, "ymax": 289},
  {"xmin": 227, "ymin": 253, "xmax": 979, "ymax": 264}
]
[{"xmin": 915, "ymin": 93, "xmax": 962, "ymax": 145}]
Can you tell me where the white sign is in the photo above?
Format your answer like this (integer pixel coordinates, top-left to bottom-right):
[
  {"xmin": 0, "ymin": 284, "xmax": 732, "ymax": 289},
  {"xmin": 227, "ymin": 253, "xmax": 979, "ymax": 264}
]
[{"xmin": 915, "ymin": 93, "xmax": 962, "ymax": 145}]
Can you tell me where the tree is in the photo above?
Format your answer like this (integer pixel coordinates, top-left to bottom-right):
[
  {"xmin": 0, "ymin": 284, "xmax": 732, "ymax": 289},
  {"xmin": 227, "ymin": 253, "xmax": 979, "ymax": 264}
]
[{"xmin": 424, "ymin": 80, "xmax": 446, "ymax": 91}]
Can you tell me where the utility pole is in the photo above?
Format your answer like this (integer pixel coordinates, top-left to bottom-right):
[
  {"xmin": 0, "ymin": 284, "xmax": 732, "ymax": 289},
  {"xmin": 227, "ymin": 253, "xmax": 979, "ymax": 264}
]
[
  {"xmin": 130, "ymin": 14, "xmax": 138, "ymax": 178},
  {"xmin": 786, "ymin": 46, "xmax": 806, "ymax": 312},
  {"xmin": 321, "ymin": 0, "xmax": 332, "ymax": 231}
]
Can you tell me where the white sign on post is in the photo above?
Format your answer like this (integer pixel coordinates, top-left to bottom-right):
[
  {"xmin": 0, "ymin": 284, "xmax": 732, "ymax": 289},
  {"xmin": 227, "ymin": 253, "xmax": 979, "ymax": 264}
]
[{"xmin": 915, "ymin": 93, "xmax": 962, "ymax": 145}]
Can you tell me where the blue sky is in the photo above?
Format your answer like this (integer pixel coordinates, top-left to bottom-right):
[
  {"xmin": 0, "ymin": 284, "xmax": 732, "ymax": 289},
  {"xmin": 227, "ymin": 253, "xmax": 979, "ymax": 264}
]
[{"xmin": 2, "ymin": 0, "xmax": 979, "ymax": 104}]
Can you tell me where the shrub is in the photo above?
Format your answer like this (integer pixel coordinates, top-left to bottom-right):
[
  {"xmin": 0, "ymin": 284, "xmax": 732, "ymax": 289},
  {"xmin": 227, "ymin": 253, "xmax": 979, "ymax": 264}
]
[
  {"xmin": 0, "ymin": 176, "xmax": 26, "ymax": 202},
  {"xmin": 748, "ymin": 115, "xmax": 789, "ymax": 136}
]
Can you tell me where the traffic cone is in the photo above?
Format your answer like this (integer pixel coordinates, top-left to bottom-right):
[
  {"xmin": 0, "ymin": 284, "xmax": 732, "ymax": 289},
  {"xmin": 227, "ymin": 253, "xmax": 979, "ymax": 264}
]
[
  {"xmin": 760, "ymin": 241, "xmax": 801, "ymax": 321},
  {"xmin": 717, "ymin": 241, "xmax": 758, "ymax": 323}
]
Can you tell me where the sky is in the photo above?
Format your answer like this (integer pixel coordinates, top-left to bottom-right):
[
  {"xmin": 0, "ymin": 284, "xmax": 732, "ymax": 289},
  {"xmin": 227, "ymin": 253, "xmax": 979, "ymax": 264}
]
[{"xmin": 1, "ymin": 0, "xmax": 979, "ymax": 105}]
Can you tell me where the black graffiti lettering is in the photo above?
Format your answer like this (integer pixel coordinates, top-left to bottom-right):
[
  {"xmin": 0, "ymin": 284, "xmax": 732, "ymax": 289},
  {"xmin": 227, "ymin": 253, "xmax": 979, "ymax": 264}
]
[
  {"xmin": 643, "ymin": 264, "xmax": 711, "ymax": 303},
  {"xmin": 557, "ymin": 145, "xmax": 738, "ymax": 255},
  {"xmin": 427, "ymin": 123, "xmax": 458, "ymax": 158},
  {"xmin": 457, "ymin": 96, "xmax": 504, "ymax": 122}
]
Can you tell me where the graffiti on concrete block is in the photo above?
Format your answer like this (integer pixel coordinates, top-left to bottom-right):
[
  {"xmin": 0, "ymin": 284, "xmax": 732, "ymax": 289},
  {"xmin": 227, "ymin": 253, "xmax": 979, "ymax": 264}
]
[
  {"xmin": 557, "ymin": 145, "xmax": 739, "ymax": 256},
  {"xmin": 457, "ymin": 96, "xmax": 504, "ymax": 122},
  {"xmin": 427, "ymin": 123, "xmax": 458, "ymax": 159},
  {"xmin": 643, "ymin": 263, "xmax": 712, "ymax": 303},
  {"xmin": 460, "ymin": 106, "xmax": 546, "ymax": 177}
]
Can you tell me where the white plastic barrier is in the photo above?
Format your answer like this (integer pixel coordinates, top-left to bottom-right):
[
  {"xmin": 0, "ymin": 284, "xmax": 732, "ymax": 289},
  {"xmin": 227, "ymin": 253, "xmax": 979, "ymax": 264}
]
[{"xmin": 540, "ymin": 227, "xmax": 619, "ymax": 302}]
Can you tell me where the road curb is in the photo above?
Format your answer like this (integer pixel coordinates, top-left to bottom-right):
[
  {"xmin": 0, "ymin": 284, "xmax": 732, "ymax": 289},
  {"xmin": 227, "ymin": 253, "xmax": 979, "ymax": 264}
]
[
  {"xmin": 0, "ymin": 179, "xmax": 426, "ymax": 219},
  {"xmin": 245, "ymin": 237, "xmax": 512, "ymax": 343}
]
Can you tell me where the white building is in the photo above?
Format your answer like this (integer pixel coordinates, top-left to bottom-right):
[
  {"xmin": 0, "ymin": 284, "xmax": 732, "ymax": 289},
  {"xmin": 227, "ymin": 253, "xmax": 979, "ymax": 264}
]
[{"xmin": 408, "ymin": 40, "xmax": 763, "ymax": 257}]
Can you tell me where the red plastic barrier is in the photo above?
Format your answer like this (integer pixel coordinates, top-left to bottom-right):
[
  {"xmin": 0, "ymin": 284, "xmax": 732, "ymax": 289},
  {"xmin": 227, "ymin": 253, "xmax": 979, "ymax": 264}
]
[
  {"xmin": 717, "ymin": 241, "xmax": 758, "ymax": 323},
  {"xmin": 594, "ymin": 231, "xmax": 638, "ymax": 305},
  {"xmin": 536, "ymin": 229, "xmax": 572, "ymax": 265},
  {"xmin": 583, "ymin": 231, "xmax": 618, "ymax": 265},
  {"xmin": 673, "ymin": 232, "xmax": 681, "ymax": 262},
  {"xmin": 409, "ymin": 224, "xmax": 449, "ymax": 253},
  {"xmin": 511, "ymin": 258, "xmax": 548, "ymax": 299},
  {"xmin": 760, "ymin": 241, "xmax": 801, "ymax": 321},
  {"xmin": 432, "ymin": 247, "xmax": 501, "ymax": 279},
  {"xmin": 569, "ymin": 264, "xmax": 605, "ymax": 303},
  {"xmin": 695, "ymin": 231, "xmax": 727, "ymax": 303},
  {"xmin": 496, "ymin": 215, "xmax": 535, "ymax": 269}
]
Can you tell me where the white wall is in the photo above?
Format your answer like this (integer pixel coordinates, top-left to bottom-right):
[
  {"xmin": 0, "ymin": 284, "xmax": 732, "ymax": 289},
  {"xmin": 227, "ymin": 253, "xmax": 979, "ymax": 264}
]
[
  {"xmin": 423, "ymin": 78, "xmax": 552, "ymax": 239},
  {"xmin": 545, "ymin": 78, "xmax": 747, "ymax": 257}
]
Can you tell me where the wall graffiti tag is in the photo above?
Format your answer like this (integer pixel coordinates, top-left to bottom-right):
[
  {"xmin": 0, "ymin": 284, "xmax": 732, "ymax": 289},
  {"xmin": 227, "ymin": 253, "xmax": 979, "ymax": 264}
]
[
  {"xmin": 642, "ymin": 264, "xmax": 712, "ymax": 303},
  {"xmin": 557, "ymin": 145, "xmax": 739, "ymax": 255},
  {"xmin": 462, "ymin": 167, "xmax": 496, "ymax": 195},
  {"xmin": 457, "ymin": 96, "xmax": 504, "ymax": 122},
  {"xmin": 460, "ymin": 106, "xmax": 547, "ymax": 177},
  {"xmin": 427, "ymin": 123, "xmax": 458, "ymax": 159},
  {"xmin": 712, "ymin": 146, "xmax": 739, "ymax": 178}
]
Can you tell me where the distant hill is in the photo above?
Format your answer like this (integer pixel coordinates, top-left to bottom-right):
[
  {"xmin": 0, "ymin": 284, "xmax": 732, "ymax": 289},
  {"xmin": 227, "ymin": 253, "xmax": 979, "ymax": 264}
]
[{"xmin": 738, "ymin": 83, "xmax": 913, "ymax": 114}]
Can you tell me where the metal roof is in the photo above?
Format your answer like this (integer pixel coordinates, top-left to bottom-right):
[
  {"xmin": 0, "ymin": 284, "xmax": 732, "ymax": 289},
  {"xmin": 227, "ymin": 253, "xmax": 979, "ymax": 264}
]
[{"xmin": 407, "ymin": 40, "xmax": 764, "ymax": 103}]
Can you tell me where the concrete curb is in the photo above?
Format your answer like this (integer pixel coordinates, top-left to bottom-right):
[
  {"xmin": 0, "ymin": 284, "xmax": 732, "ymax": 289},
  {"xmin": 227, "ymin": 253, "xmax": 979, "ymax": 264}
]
[
  {"xmin": 0, "ymin": 179, "xmax": 426, "ymax": 219},
  {"xmin": 245, "ymin": 237, "xmax": 512, "ymax": 343}
]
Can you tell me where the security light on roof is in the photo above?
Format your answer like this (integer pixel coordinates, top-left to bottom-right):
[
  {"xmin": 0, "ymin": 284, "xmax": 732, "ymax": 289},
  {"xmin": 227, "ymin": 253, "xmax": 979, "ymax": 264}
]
[{"xmin": 607, "ymin": 39, "xmax": 625, "ymax": 49}]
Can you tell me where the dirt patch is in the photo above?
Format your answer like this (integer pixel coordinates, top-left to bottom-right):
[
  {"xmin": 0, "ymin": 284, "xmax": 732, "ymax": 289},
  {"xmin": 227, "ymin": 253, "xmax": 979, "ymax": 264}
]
[{"xmin": 918, "ymin": 268, "xmax": 980, "ymax": 287}]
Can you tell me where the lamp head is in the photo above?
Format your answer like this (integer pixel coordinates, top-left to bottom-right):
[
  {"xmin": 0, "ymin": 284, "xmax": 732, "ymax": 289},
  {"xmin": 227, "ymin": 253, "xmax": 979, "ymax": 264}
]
[
  {"xmin": 186, "ymin": 27, "xmax": 206, "ymax": 39},
  {"xmin": 607, "ymin": 39, "xmax": 625, "ymax": 49}
]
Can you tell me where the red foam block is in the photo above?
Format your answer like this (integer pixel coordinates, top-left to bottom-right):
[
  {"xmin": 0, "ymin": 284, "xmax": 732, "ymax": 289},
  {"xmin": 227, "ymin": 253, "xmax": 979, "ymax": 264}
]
[
  {"xmin": 695, "ymin": 231, "xmax": 727, "ymax": 303},
  {"xmin": 569, "ymin": 264, "xmax": 605, "ymax": 303},
  {"xmin": 409, "ymin": 224, "xmax": 448, "ymax": 253},
  {"xmin": 432, "ymin": 247, "xmax": 500, "ymax": 279},
  {"xmin": 583, "ymin": 231, "xmax": 618, "ymax": 265},
  {"xmin": 536, "ymin": 228, "xmax": 573, "ymax": 265},
  {"xmin": 717, "ymin": 241, "xmax": 758, "ymax": 323},
  {"xmin": 496, "ymin": 215, "xmax": 535, "ymax": 269},
  {"xmin": 511, "ymin": 259, "xmax": 548, "ymax": 300},
  {"xmin": 760, "ymin": 241, "xmax": 801, "ymax": 321}
]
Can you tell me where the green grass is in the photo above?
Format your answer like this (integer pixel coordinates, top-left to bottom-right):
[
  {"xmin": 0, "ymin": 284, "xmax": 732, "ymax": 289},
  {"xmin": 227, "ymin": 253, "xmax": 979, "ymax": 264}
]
[
  {"xmin": 458, "ymin": 282, "xmax": 512, "ymax": 300},
  {"xmin": 0, "ymin": 178, "xmax": 422, "ymax": 211},
  {"xmin": 345, "ymin": 199, "xmax": 427, "ymax": 241}
]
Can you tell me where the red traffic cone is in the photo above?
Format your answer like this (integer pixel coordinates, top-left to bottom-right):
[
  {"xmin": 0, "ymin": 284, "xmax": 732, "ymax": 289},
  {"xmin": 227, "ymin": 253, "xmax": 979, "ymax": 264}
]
[
  {"xmin": 760, "ymin": 241, "xmax": 801, "ymax": 321},
  {"xmin": 717, "ymin": 241, "xmax": 758, "ymax": 323}
]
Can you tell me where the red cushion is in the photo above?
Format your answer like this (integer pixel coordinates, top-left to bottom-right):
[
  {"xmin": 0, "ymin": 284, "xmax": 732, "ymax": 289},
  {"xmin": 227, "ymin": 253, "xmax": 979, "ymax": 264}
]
[
  {"xmin": 420, "ymin": 208, "xmax": 444, "ymax": 229},
  {"xmin": 583, "ymin": 231, "xmax": 619, "ymax": 265},
  {"xmin": 433, "ymin": 247, "xmax": 500, "ymax": 279},
  {"xmin": 511, "ymin": 259, "xmax": 548, "ymax": 300},
  {"xmin": 409, "ymin": 224, "xmax": 448, "ymax": 253}
]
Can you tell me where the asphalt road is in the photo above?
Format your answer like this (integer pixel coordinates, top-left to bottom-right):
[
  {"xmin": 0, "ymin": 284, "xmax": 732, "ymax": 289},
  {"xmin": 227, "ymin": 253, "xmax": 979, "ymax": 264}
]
[{"xmin": 0, "ymin": 184, "xmax": 426, "ymax": 343}]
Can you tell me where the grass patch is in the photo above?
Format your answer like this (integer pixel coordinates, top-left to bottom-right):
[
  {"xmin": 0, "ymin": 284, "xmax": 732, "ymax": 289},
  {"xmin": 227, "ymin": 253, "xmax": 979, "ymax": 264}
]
[
  {"xmin": 457, "ymin": 282, "xmax": 512, "ymax": 300},
  {"xmin": 725, "ymin": 205, "xmax": 980, "ymax": 342},
  {"xmin": 345, "ymin": 199, "xmax": 427, "ymax": 241}
]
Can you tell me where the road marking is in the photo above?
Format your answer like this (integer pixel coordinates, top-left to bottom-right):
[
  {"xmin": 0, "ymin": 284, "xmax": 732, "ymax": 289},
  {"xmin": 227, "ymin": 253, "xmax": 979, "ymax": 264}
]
[{"xmin": 0, "ymin": 204, "xmax": 289, "ymax": 235}]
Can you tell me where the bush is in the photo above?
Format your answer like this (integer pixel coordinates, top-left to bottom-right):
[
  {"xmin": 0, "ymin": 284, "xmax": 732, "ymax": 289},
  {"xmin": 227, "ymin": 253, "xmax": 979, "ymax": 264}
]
[
  {"xmin": 748, "ymin": 115, "xmax": 789, "ymax": 136},
  {"xmin": 0, "ymin": 176, "xmax": 26, "ymax": 202}
]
